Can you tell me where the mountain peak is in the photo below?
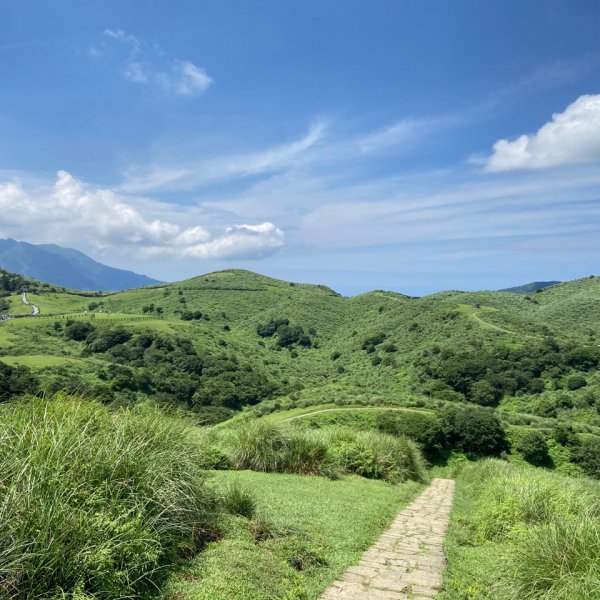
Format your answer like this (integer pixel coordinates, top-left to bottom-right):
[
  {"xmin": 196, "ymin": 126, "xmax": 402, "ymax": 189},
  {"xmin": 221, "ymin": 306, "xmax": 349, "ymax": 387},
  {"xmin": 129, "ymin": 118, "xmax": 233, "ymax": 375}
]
[{"xmin": 0, "ymin": 238, "xmax": 162, "ymax": 291}]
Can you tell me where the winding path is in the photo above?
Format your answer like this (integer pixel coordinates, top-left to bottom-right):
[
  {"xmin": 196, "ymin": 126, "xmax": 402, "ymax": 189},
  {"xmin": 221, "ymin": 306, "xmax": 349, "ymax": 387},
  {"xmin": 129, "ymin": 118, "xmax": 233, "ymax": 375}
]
[
  {"xmin": 281, "ymin": 406, "xmax": 430, "ymax": 423},
  {"xmin": 319, "ymin": 478, "xmax": 455, "ymax": 599},
  {"xmin": 20, "ymin": 291, "xmax": 40, "ymax": 315}
]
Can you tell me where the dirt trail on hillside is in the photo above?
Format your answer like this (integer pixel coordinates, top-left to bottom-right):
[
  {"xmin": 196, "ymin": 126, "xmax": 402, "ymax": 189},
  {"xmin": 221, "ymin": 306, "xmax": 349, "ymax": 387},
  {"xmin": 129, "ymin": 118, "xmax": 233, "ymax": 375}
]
[
  {"xmin": 20, "ymin": 292, "xmax": 40, "ymax": 315},
  {"xmin": 281, "ymin": 406, "xmax": 428, "ymax": 422},
  {"xmin": 319, "ymin": 478, "xmax": 455, "ymax": 599}
]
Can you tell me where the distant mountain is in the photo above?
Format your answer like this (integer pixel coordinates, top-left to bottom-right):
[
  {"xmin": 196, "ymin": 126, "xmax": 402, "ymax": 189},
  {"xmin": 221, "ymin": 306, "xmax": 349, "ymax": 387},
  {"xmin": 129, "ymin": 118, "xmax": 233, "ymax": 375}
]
[
  {"xmin": 499, "ymin": 281, "xmax": 560, "ymax": 294},
  {"xmin": 0, "ymin": 238, "xmax": 161, "ymax": 291}
]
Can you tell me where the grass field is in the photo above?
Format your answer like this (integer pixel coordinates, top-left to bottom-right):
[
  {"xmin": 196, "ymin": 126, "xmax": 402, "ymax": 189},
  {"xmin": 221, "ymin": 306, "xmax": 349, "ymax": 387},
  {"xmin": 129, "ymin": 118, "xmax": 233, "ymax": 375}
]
[{"xmin": 164, "ymin": 471, "xmax": 423, "ymax": 599}]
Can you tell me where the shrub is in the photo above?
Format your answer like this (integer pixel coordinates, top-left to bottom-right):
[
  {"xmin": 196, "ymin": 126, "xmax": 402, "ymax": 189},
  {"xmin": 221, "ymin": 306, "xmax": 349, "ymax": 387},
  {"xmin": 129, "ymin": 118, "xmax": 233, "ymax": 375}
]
[
  {"xmin": 515, "ymin": 430, "xmax": 549, "ymax": 465},
  {"xmin": 64, "ymin": 320, "xmax": 95, "ymax": 341},
  {"xmin": 377, "ymin": 411, "xmax": 444, "ymax": 458},
  {"xmin": 226, "ymin": 422, "xmax": 287, "ymax": 472},
  {"xmin": 325, "ymin": 428, "xmax": 426, "ymax": 483},
  {"xmin": 218, "ymin": 424, "xmax": 425, "ymax": 483},
  {"xmin": 441, "ymin": 405, "xmax": 508, "ymax": 456},
  {"xmin": 256, "ymin": 318, "xmax": 289, "ymax": 338},
  {"xmin": 281, "ymin": 430, "xmax": 331, "ymax": 476},
  {"xmin": 0, "ymin": 395, "xmax": 215, "ymax": 599},
  {"xmin": 473, "ymin": 467, "xmax": 600, "ymax": 542},
  {"xmin": 566, "ymin": 374, "xmax": 587, "ymax": 391},
  {"xmin": 570, "ymin": 437, "xmax": 600, "ymax": 479},
  {"xmin": 0, "ymin": 362, "xmax": 38, "ymax": 401},
  {"xmin": 500, "ymin": 516, "xmax": 600, "ymax": 599}
]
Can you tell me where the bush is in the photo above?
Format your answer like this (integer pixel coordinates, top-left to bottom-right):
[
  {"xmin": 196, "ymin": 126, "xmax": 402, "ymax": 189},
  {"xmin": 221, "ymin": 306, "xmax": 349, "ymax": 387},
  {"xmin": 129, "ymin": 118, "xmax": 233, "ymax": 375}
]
[
  {"xmin": 472, "ymin": 465, "xmax": 599, "ymax": 542},
  {"xmin": 445, "ymin": 460, "xmax": 600, "ymax": 599},
  {"xmin": 500, "ymin": 516, "xmax": 600, "ymax": 599},
  {"xmin": 324, "ymin": 428, "xmax": 426, "ymax": 483},
  {"xmin": 515, "ymin": 430, "xmax": 549, "ymax": 465},
  {"xmin": 570, "ymin": 437, "xmax": 600, "ymax": 479},
  {"xmin": 377, "ymin": 410, "xmax": 444, "ymax": 458},
  {"xmin": 441, "ymin": 405, "xmax": 508, "ymax": 456},
  {"xmin": 281, "ymin": 430, "xmax": 331, "ymax": 476},
  {"xmin": 0, "ymin": 395, "xmax": 216, "ymax": 599},
  {"xmin": 0, "ymin": 362, "xmax": 38, "ymax": 401},
  {"xmin": 256, "ymin": 318, "xmax": 289, "ymax": 338},
  {"xmin": 226, "ymin": 422, "xmax": 287, "ymax": 472},
  {"xmin": 566, "ymin": 374, "xmax": 587, "ymax": 391},
  {"xmin": 64, "ymin": 320, "xmax": 95, "ymax": 341},
  {"xmin": 218, "ymin": 423, "xmax": 425, "ymax": 483}
]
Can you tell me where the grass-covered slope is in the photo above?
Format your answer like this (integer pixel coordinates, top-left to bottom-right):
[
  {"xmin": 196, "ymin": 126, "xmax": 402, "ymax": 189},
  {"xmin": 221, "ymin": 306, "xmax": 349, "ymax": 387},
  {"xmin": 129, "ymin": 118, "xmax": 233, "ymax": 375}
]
[
  {"xmin": 1, "ymin": 268, "xmax": 599, "ymax": 478},
  {"xmin": 0, "ymin": 393, "xmax": 426, "ymax": 600},
  {"xmin": 441, "ymin": 460, "xmax": 600, "ymax": 599}
]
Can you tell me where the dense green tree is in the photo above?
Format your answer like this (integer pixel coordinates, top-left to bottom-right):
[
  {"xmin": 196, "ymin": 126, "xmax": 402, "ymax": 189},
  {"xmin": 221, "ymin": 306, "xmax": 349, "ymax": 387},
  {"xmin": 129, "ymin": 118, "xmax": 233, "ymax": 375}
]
[
  {"xmin": 440, "ymin": 405, "xmax": 508, "ymax": 456},
  {"xmin": 515, "ymin": 430, "xmax": 549, "ymax": 465},
  {"xmin": 570, "ymin": 437, "xmax": 600, "ymax": 479},
  {"xmin": 566, "ymin": 375, "xmax": 587, "ymax": 390},
  {"xmin": 64, "ymin": 320, "xmax": 95, "ymax": 341},
  {"xmin": 377, "ymin": 411, "xmax": 443, "ymax": 458}
]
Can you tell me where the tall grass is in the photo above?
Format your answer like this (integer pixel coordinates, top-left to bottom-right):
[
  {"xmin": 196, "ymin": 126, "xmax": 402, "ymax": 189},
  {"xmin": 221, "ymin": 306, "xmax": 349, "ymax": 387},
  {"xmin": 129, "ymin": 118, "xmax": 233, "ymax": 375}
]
[
  {"xmin": 215, "ymin": 422, "xmax": 426, "ymax": 483},
  {"xmin": 443, "ymin": 459, "xmax": 600, "ymax": 599},
  {"xmin": 0, "ymin": 394, "xmax": 215, "ymax": 599},
  {"xmin": 500, "ymin": 516, "xmax": 600, "ymax": 599}
]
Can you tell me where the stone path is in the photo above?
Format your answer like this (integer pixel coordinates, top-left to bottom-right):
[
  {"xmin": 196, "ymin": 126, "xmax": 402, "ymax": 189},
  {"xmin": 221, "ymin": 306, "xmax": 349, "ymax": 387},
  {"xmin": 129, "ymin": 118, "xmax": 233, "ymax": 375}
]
[{"xmin": 319, "ymin": 478, "xmax": 455, "ymax": 600}]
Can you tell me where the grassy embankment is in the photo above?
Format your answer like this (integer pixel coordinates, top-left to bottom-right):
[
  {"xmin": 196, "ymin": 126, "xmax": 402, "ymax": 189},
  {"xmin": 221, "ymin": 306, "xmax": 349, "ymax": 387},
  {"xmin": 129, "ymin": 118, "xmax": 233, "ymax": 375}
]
[
  {"xmin": 0, "ymin": 395, "xmax": 425, "ymax": 600},
  {"xmin": 440, "ymin": 460, "xmax": 600, "ymax": 599}
]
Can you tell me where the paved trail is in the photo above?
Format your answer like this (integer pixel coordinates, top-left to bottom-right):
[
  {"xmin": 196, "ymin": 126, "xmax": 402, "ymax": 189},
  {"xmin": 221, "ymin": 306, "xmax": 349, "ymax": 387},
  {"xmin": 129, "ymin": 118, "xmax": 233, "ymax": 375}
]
[
  {"xmin": 20, "ymin": 291, "xmax": 40, "ymax": 315},
  {"xmin": 320, "ymin": 478, "xmax": 455, "ymax": 600}
]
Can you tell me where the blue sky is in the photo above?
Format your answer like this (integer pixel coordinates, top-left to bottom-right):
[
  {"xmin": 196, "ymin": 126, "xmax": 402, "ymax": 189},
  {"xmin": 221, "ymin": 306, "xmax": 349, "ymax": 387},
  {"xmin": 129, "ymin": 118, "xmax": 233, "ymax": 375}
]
[{"xmin": 1, "ymin": 1, "xmax": 600, "ymax": 295}]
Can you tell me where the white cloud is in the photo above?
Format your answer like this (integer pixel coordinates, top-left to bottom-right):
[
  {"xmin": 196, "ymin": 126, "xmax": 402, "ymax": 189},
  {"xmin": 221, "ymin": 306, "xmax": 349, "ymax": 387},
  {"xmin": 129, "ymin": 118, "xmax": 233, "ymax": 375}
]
[
  {"xmin": 181, "ymin": 223, "xmax": 284, "ymax": 259},
  {"xmin": 100, "ymin": 28, "xmax": 213, "ymax": 97},
  {"xmin": 121, "ymin": 121, "xmax": 327, "ymax": 192},
  {"xmin": 0, "ymin": 171, "xmax": 283, "ymax": 260},
  {"xmin": 359, "ymin": 116, "xmax": 455, "ymax": 154},
  {"xmin": 485, "ymin": 94, "xmax": 600, "ymax": 172}
]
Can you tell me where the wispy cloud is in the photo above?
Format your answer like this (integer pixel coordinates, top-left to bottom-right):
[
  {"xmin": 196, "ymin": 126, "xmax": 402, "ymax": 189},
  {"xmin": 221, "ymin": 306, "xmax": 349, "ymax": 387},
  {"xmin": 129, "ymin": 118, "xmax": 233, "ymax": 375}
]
[
  {"xmin": 121, "ymin": 121, "xmax": 327, "ymax": 192},
  {"xmin": 358, "ymin": 116, "xmax": 456, "ymax": 155},
  {"xmin": 97, "ymin": 28, "xmax": 213, "ymax": 97},
  {"xmin": 485, "ymin": 94, "xmax": 600, "ymax": 172}
]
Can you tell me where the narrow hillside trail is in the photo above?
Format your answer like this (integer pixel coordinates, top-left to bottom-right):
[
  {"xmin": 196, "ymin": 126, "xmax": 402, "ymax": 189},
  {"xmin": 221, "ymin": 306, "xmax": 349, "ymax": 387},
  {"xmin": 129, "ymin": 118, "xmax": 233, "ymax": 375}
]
[
  {"xmin": 320, "ymin": 478, "xmax": 455, "ymax": 600},
  {"xmin": 20, "ymin": 291, "xmax": 40, "ymax": 315},
  {"xmin": 281, "ymin": 406, "xmax": 428, "ymax": 423},
  {"xmin": 470, "ymin": 311, "xmax": 523, "ymax": 335}
]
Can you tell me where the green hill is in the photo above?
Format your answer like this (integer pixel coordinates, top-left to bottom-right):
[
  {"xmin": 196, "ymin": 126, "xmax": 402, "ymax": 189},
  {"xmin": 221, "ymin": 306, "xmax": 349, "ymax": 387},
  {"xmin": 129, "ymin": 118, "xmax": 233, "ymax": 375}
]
[
  {"xmin": 1, "ymin": 268, "xmax": 599, "ymax": 444},
  {"xmin": 2, "ymin": 268, "xmax": 600, "ymax": 599}
]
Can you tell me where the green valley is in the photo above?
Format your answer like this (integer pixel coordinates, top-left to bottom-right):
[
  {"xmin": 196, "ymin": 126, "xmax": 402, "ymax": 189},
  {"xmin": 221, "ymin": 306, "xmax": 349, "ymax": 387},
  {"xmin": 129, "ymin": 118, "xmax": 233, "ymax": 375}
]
[{"xmin": 1, "ymin": 267, "xmax": 600, "ymax": 599}]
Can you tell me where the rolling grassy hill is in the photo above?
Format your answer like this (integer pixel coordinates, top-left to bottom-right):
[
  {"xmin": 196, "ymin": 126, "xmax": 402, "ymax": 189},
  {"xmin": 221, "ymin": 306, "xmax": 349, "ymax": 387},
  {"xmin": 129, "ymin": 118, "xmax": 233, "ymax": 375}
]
[
  {"xmin": 1, "ymin": 268, "xmax": 599, "ymax": 439},
  {"xmin": 2, "ymin": 268, "xmax": 600, "ymax": 599}
]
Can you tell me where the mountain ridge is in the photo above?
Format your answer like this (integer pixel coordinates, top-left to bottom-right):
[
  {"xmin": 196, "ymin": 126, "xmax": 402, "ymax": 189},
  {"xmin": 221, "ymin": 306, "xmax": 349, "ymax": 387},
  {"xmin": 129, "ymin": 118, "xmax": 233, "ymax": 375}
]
[{"xmin": 0, "ymin": 238, "xmax": 161, "ymax": 291}]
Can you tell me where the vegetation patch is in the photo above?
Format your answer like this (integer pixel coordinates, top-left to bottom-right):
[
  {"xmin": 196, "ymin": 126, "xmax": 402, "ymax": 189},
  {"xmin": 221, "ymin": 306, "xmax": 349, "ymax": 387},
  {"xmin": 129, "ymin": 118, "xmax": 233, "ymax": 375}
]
[
  {"xmin": 0, "ymin": 395, "xmax": 216, "ymax": 599},
  {"xmin": 440, "ymin": 460, "xmax": 600, "ymax": 599}
]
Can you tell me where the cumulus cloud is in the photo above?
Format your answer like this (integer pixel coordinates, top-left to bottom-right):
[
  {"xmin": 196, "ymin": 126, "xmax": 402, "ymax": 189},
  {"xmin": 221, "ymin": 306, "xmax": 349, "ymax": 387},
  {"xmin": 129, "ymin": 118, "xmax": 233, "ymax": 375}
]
[
  {"xmin": 485, "ymin": 94, "xmax": 600, "ymax": 172},
  {"xmin": 100, "ymin": 28, "xmax": 213, "ymax": 97},
  {"xmin": 0, "ymin": 171, "xmax": 283, "ymax": 260},
  {"xmin": 180, "ymin": 223, "xmax": 284, "ymax": 259}
]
